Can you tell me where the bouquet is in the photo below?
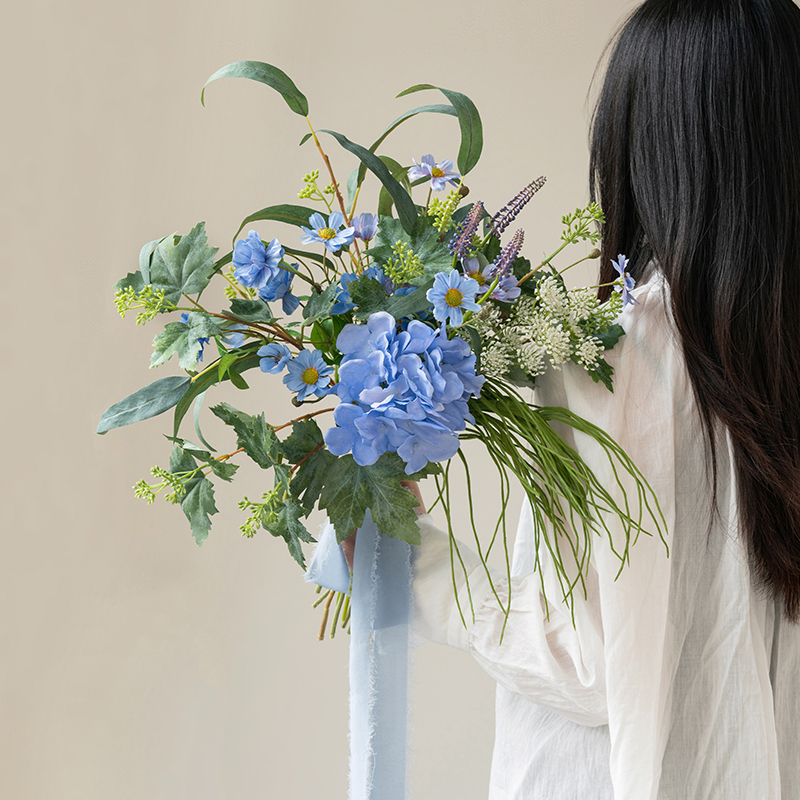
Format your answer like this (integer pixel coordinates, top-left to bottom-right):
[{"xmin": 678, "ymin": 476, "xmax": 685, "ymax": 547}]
[{"xmin": 97, "ymin": 61, "xmax": 664, "ymax": 628}]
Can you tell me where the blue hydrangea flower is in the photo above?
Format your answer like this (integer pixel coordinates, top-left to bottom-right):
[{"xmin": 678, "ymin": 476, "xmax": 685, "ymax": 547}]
[
  {"xmin": 408, "ymin": 154, "xmax": 460, "ymax": 192},
  {"xmin": 258, "ymin": 265, "xmax": 300, "ymax": 315},
  {"xmin": 330, "ymin": 272, "xmax": 359, "ymax": 315},
  {"xmin": 283, "ymin": 349, "xmax": 334, "ymax": 401},
  {"xmin": 611, "ymin": 254, "xmax": 638, "ymax": 307},
  {"xmin": 180, "ymin": 312, "xmax": 210, "ymax": 362},
  {"xmin": 352, "ymin": 212, "xmax": 378, "ymax": 242},
  {"xmin": 258, "ymin": 342, "xmax": 292, "ymax": 374},
  {"xmin": 233, "ymin": 231, "xmax": 284, "ymax": 291},
  {"xmin": 323, "ymin": 312, "xmax": 485, "ymax": 474},
  {"xmin": 426, "ymin": 269, "xmax": 482, "ymax": 326},
  {"xmin": 300, "ymin": 211, "xmax": 355, "ymax": 253}
]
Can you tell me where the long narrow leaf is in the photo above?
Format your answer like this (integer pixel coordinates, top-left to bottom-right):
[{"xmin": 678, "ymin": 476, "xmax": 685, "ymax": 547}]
[
  {"xmin": 97, "ymin": 376, "xmax": 191, "ymax": 434},
  {"xmin": 232, "ymin": 204, "xmax": 318, "ymax": 247},
  {"xmin": 318, "ymin": 129, "xmax": 418, "ymax": 234},
  {"xmin": 397, "ymin": 84, "xmax": 483, "ymax": 175},
  {"xmin": 355, "ymin": 104, "xmax": 456, "ymax": 188},
  {"xmin": 201, "ymin": 61, "xmax": 309, "ymax": 116}
]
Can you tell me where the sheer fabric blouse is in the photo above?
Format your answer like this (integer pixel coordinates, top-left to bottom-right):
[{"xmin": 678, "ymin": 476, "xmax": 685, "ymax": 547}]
[{"xmin": 412, "ymin": 271, "xmax": 799, "ymax": 799}]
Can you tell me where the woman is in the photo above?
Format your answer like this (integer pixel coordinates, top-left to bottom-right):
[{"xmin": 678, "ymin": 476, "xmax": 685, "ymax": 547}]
[{"xmin": 403, "ymin": 1, "xmax": 800, "ymax": 797}]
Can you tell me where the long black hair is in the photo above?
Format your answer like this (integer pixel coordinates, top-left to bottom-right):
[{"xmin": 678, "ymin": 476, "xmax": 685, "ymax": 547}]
[{"xmin": 590, "ymin": 0, "xmax": 800, "ymax": 621}]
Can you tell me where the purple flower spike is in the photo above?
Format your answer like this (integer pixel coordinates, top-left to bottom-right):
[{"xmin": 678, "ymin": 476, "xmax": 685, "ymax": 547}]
[
  {"xmin": 490, "ymin": 176, "xmax": 546, "ymax": 237},
  {"xmin": 449, "ymin": 201, "xmax": 484, "ymax": 260},
  {"xmin": 493, "ymin": 229, "xmax": 525, "ymax": 276}
]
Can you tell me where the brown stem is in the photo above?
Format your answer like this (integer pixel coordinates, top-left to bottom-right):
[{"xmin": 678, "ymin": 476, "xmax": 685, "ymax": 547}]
[
  {"xmin": 217, "ymin": 447, "xmax": 244, "ymax": 463},
  {"xmin": 274, "ymin": 408, "xmax": 335, "ymax": 433},
  {"xmin": 290, "ymin": 442, "xmax": 324, "ymax": 475},
  {"xmin": 305, "ymin": 116, "xmax": 363, "ymax": 269}
]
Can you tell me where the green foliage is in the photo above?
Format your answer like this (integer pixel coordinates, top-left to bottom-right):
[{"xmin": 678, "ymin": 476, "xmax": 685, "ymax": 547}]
[
  {"xmin": 201, "ymin": 60, "xmax": 309, "ymax": 116},
  {"xmin": 560, "ymin": 203, "xmax": 605, "ymax": 246},
  {"xmin": 368, "ymin": 216, "xmax": 452, "ymax": 285},
  {"xmin": 169, "ymin": 445, "xmax": 218, "ymax": 546},
  {"xmin": 147, "ymin": 222, "xmax": 219, "ymax": 305},
  {"xmin": 318, "ymin": 453, "xmax": 428, "ymax": 545},
  {"xmin": 318, "ymin": 129, "xmax": 418, "ymax": 234},
  {"xmin": 348, "ymin": 275, "xmax": 389, "ymax": 321},
  {"xmin": 97, "ymin": 376, "xmax": 191, "ymax": 434},
  {"xmin": 281, "ymin": 419, "xmax": 338, "ymax": 513},
  {"xmin": 167, "ymin": 437, "xmax": 239, "ymax": 481},
  {"xmin": 114, "ymin": 284, "xmax": 175, "ymax": 325},
  {"xmin": 383, "ymin": 241, "xmax": 425, "ymax": 286},
  {"xmin": 228, "ymin": 297, "xmax": 275, "ymax": 324},
  {"xmin": 210, "ymin": 402, "xmax": 281, "ymax": 469},
  {"xmin": 303, "ymin": 283, "xmax": 339, "ymax": 325}
]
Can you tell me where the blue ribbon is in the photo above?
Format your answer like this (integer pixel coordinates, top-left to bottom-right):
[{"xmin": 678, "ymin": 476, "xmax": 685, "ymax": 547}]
[{"xmin": 307, "ymin": 511, "xmax": 413, "ymax": 800}]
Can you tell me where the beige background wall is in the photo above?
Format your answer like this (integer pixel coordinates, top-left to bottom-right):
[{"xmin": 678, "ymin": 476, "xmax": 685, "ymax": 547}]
[{"xmin": 1, "ymin": 0, "xmax": 638, "ymax": 797}]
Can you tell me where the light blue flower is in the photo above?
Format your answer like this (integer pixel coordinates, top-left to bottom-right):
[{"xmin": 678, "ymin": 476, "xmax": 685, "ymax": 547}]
[
  {"xmin": 300, "ymin": 211, "xmax": 355, "ymax": 253},
  {"xmin": 232, "ymin": 231, "xmax": 284, "ymax": 291},
  {"xmin": 408, "ymin": 154, "xmax": 460, "ymax": 192},
  {"xmin": 324, "ymin": 311, "xmax": 485, "ymax": 473},
  {"xmin": 611, "ymin": 254, "xmax": 638, "ymax": 307},
  {"xmin": 426, "ymin": 269, "xmax": 482, "ymax": 326},
  {"xmin": 492, "ymin": 274, "xmax": 521, "ymax": 303},
  {"xmin": 352, "ymin": 212, "xmax": 378, "ymax": 242},
  {"xmin": 283, "ymin": 349, "xmax": 334, "ymax": 401},
  {"xmin": 258, "ymin": 265, "xmax": 300, "ymax": 315},
  {"xmin": 330, "ymin": 272, "xmax": 359, "ymax": 315},
  {"xmin": 258, "ymin": 342, "xmax": 292, "ymax": 374}
]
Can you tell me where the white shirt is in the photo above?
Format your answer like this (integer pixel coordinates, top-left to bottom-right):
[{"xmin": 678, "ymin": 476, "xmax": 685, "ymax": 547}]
[{"xmin": 412, "ymin": 271, "xmax": 799, "ymax": 799}]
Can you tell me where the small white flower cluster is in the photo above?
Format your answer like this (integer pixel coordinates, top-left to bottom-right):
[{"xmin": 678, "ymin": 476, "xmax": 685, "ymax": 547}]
[{"xmin": 471, "ymin": 272, "xmax": 624, "ymax": 382}]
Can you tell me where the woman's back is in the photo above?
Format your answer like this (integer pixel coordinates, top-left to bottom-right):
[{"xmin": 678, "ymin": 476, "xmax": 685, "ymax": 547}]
[{"xmin": 414, "ymin": 270, "xmax": 800, "ymax": 798}]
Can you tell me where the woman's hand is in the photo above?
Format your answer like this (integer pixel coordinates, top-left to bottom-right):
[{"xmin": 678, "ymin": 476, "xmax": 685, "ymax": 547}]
[{"xmin": 341, "ymin": 480, "xmax": 426, "ymax": 570}]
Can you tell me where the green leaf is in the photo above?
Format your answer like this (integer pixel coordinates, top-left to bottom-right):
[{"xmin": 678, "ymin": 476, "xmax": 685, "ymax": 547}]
[
  {"xmin": 369, "ymin": 216, "xmax": 453, "ymax": 284},
  {"xmin": 279, "ymin": 419, "xmax": 337, "ymax": 513},
  {"xmin": 587, "ymin": 358, "xmax": 614, "ymax": 392},
  {"xmin": 114, "ymin": 270, "xmax": 146, "ymax": 294},
  {"xmin": 345, "ymin": 167, "xmax": 359, "ymax": 216},
  {"xmin": 192, "ymin": 392, "xmax": 216, "ymax": 453},
  {"xmin": 376, "ymin": 156, "xmax": 411, "ymax": 218},
  {"xmin": 397, "ymin": 84, "xmax": 483, "ymax": 175},
  {"xmin": 168, "ymin": 437, "xmax": 238, "ymax": 480},
  {"xmin": 228, "ymin": 297, "xmax": 275, "ymax": 324},
  {"xmin": 139, "ymin": 236, "xmax": 167, "ymax": 284},
  {"xmin": 349, "ymin": 275, "xmax": 389, "ymax": 320},
  {"xmin": 170, "ymin": 445, "xmax": 218, "ymax": 546},
  {"xmin": 172, "ymin": 351, "xmax": 261, "ymax": 437},
  {"xmin": 149, "ymin": 222, "xmax": 219, "ymax": 305},
  {"xmin": 356, "ymin": 104, "xmax": 457, "ymax": 189},
  {"xmin": 186, "ymin": 312, "xmax": 226, "ymax": 339},
  {"xmin": 231, "ymin": 204, "xmax": 318, "ymax": 247},
  {"xmin": 266, "ymin": 497, "xmax": 314, "ymax": 568},
  {"xmin": 463, "ymin": 325, "xmax": 483, "ymax": 374},
  {"xmin": 209, "ymin": 402, "xmax": 280, "ymax": 469},
  {"xmin": 595, "ymin": 323, "xmax": 625, "ymax": 351},
  {"xmin": 228, "ymin": 367, "xmax": 249, "ymax": 390},
  {"xmin": 150, "ymin": 321, "xmax": 201, "ymax": 371},
  {"xmin": 299, "ymin": 132, "xmax": 312, "ymax": 146},
  {"xmin": 201, "ymin": 61, "xmax": 309, "ymax": 116},
  {"xmin": 384, "ymin": 280, "xmax": 435, "ymax": 319},
  {"xmin": 280, "ymin": 418, "xmax": 325, "ymax": 463},
  {"xmin": 318, "ymin": 129, "xmax": 418, "ymax": 234},
  {"xmin": 303, "ymin": 282, "xmax": 339, "ymax": 325},
  {"xmin": 318, "ymin": 452, "xmax": 424, "ymax": 545},
  {"xmin": 97, "ymin": 376, "xmax": 191, "ymax": 434}
]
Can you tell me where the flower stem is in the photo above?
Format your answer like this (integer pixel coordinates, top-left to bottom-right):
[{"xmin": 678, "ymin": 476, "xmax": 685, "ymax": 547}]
[
  {"xmin": 516, "ymin": 240, "xmax": 570, "ymax": 287},
  {"xmin": 273, "ymin": 408, "xmax": 335, "ymax": 433}
]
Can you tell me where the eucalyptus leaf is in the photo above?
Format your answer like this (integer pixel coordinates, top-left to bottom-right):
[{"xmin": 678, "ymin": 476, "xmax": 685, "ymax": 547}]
[
  {"xmin": 231, "ymin": 204, "xmax": 318, "ymax": 247},
  {"xmin": 396, "ymin": 84, "xmax": 483, "ymax": 175},
  {"xmin": 299, "ymin": 132, "xmax": 312, "ymax": 146},
  {"xmin": 97, "ymin": 376, "xmax": 191, "ymax": 434},
  {"xmin": 201, "ymin": 61, "xmax": 309, "ymax": 116},
  {"xmin": 318, "ymin": 129, "xmax": 418, "ymax": 234}
]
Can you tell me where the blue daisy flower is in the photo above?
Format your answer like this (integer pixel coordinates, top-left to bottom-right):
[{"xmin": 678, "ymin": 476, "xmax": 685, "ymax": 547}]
[
  {"xmin": 426, "ymin": 269, "xmax": 482, "ymax": 326},
  {"xmin": 283, "ymin": 349, "xmax": 334, "ymax": 401},
  {"xmin": 300, "ymin": 211, "xmax": 355, "ymax": 253}
]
